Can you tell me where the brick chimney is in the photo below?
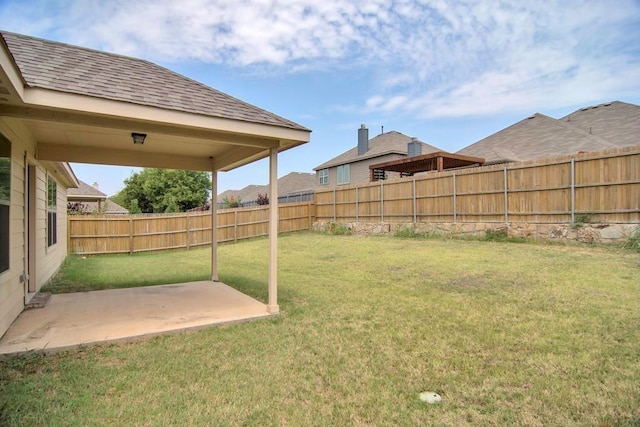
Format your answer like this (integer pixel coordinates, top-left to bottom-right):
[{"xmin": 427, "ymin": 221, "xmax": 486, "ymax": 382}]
[
  {"xmin": 92, "ymin": 182, "xmax": 99, "ymax": 191},
  {"xmin": 357, "ymin": 124, "xmax": 369, "ymax": 156}
]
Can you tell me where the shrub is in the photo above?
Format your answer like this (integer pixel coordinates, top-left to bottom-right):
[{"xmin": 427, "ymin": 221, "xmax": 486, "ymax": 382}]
[
  {"xmin": 622, "ymin": 225, "xmax": 640, "ymax": 252},
  {"xmin": 256, "ymin": 192, "xmax": 269, "ymax": 205},
  {"xmin": 222, "ymin": 195, "xmax": 241, "ymax": 209},
  {"xmin": 395, "ymin": 227, "xmax": 428, "ymax": 239},
  {"xmin": 326, "ymin": 222, "xmax": 351, "ymax": 235}
]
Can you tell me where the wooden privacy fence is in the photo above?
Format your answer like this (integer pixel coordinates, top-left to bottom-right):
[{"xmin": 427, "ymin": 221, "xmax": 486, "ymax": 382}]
[
  {"xmin": 315, "ymin": 145, "xmax": 640, "ymax": 225},
  {"xmin": 68, "ymin": 201, "xmax": 315, "ymax": 255}
]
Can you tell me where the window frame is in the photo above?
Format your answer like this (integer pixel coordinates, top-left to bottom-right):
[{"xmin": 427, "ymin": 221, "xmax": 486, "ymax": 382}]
[
  {"xmin": 47, "ymin": 175, "xmax": 57, "ymax": 247},
  {"xmin": 337, "ymin": 164, "xmax": 350, "ymax": 185},
  {"xmin": 0, "ymin": 134, "xmax": 10, "ymax": 274},
  {"xmin": 318, "ymin": 168, "xmax": 329, "ymax": 185}
]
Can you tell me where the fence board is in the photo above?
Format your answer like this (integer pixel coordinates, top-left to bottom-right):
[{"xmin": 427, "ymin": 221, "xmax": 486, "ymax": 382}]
[
  {"xmin": 315, "ymin": 145, "xmax": 640, "ymax": 225},
  {"xmin": 69, "ymin": 201, "xmax": 315, "ymax": 255}
]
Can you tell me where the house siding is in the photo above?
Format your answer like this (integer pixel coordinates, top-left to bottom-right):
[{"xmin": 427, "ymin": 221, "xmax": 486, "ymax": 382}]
[
  {"xmin": 0, "ymin": 118, "xmax": 70, "ymax": 337},
  {"xmin": 316, "ymin": 153, "xmax": 406, "ymax": 187}
]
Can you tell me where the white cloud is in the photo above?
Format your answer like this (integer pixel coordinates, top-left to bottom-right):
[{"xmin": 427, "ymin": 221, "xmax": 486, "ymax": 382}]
[{"xmin": 1, "ymin": 0, "xmax": 639, "ymax": 118}]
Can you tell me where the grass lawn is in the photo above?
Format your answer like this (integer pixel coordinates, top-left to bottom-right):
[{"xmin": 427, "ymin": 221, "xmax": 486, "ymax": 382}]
[{"xmin": 1, "ymin": 232, "xmax": 639, "ymax": 426}]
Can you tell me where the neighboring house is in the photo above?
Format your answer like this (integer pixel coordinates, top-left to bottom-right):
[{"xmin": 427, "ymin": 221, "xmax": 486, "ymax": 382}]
[
  {"xmin": 217, "ymin": 172, "xmax": 315, "ymax": 204},
  {"xmin": 314, "ymin": 125, "xmax": 442, "ymax": 186},
  {"xmin": 457, "ymin": 101, "xmax": 640, "ymax": 163},
  {"xmin": 0, "ymin": 30, "xmax": 310, "ymax": 337},
  {"xmin": 67, "ymin": 180, "xmax": 129, "ymax": 214}
]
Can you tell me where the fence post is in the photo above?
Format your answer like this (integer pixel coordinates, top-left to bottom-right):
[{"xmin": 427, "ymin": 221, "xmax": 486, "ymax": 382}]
[
  {"xmin": 412, "ymin": 178, "xmax": 417, "ymax": 224},
  {"xmin": 67, "ymin": 217, "xmax": 72, "ymax": 254},
  {"xmin": 380, "ymin": 181, "xmax": 384, "ymax": 222},
  {"xmin": 333, "ymin": 189, "xmax": 337, "ymax": 221},
  {"xmin": 234, "ymin": 209, "xmax": 238, "ymax": 243},
  {"xmin": 571, "ymin": 158, "xmax": 575, "ymax": 223},
  {"xmin": 355, "ymin": 186, "xmax": 359, "ymax": 222},
  {"xmin": 186, "ymin": 212, "xmax": 191, "ymax": 250},
  {"xmin": 453, "ymin": 173, "xmax": 457, "ymax": 223},
  {"xmin": 128, "ymin": 216, "xmax": 133, "ymax": 255},
  {"xmin": 504, "ymin": 167, "xmax": 509, "ymax": 224}
]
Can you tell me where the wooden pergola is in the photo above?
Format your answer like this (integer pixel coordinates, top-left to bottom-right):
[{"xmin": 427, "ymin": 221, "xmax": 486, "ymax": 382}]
[{"xmin": 369, "ymin": 151, "xmax": 485, "ymax": 180}]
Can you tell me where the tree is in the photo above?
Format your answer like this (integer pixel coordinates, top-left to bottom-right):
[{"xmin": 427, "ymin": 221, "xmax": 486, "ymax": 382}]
[
  {"xmin": 111, "ymin": 168, "xmax": 211, "ymax": 213},
  {"xmin": 221, "ymin": 195, "xmax": 241, "ymax": 209}
]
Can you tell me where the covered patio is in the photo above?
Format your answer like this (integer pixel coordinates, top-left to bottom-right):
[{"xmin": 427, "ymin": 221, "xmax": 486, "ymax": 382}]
[
  {"xmin": 0, "ymin": 32, "xmax": 310, "ymax": 351},
  {"xmin": 0, "ymin": 281, "xmax": 269, "ymax": 356}
]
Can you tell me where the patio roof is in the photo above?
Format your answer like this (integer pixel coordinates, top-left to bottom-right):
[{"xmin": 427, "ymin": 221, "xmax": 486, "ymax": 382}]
[
  {"xmin": 0, "ymin": 31, "xmax": 310, "ymax": 172},
  {"xmin": 0, "ymin": 30, "xmax": 309, "ymax": 315},
  {"xmin": 368, "ymin": 151, "xmax": 485, "ymax": 180}
]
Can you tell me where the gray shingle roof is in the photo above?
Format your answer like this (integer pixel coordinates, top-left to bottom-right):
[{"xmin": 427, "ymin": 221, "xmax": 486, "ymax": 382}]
[
  {"xmin": 559, "ymin": 101, "xmax": 640, "ymax": 148},
  {"xmin": 217, "ymin": 172, "xmax": 315, "ymax": 202},
  {"xmin": 314, "ymin": 130, "xmax": 442, "ymax": 170},
  {"xmin": 0, "ymin": 31, "xmax": 307, "ymax": 131},
  {"xmin": 455, "ymin": 101, "xmax": 639, "ymax": 163},
  {"xmin": 67, "ymin": 180, "xmax": 107, "ymax": 198}
]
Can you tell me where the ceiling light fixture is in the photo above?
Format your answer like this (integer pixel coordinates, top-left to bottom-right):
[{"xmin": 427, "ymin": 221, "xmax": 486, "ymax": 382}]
[{"xmin": 131, "ymin": 132, "xmax": 147, "ymax": 145}]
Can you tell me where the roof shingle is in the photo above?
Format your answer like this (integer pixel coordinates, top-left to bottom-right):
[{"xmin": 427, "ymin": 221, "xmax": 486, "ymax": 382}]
[
  {"xmin": 1, "ymin": 31, "xmax": 307, "ymax": 131},
  {"xmin": 456, "ymin": 101, "xmax": 638, "ymax": 163}
]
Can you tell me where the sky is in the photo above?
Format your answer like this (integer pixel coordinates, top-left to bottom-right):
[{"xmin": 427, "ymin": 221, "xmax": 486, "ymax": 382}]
[{"xmin": 1, "ymin": 0, "xmax": 639, "ymax": 197}]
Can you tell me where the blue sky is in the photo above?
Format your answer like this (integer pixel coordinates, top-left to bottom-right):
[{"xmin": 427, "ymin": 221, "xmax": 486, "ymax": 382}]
[{"xmin": 1, "ymin": 0, "xmax": 639, "ymax": 196}]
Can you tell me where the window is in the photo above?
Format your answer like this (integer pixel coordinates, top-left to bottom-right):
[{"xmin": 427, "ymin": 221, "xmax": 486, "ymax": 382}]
[
  {"xmin": 337, "ymin": 164, "xmax": 350, "ymax": 185},
  {"xmin": 47, "ymin": 176, "xmax": 57, "ymax": 247},
  {"xmin": 318, "ymin": 169, "xmax": 329, "ymax": 185},
  {"xmin": 0, "ymin": 135, "xmax": 9, "ymax": 273}
]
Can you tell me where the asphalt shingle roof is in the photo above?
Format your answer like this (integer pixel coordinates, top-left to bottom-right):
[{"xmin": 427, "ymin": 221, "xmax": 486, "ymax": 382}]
[
  {"xmin": 67, "ymin": 180, "xmax": 129, "ymax": 214},
  {"xmin": 559, "ymin": 101, "xmax": 640, "ymax": 148},
  {"xmin": 457, "ymin": 101, "xmax": 638, "ymax": 163},
  {"xmin": 67, "ymin": 180, "xmax": 107, "ymax": 198},
  {"xmin": 1, "ymin": 31, "xmax": 307, "ymax": 131},
  {"xmin": 217, "ymin": 172, "xmax": 315, "ymax": 202},
  {"xmin": 314, "ymin": 130, "xmax": 442, "ymax": 170}
]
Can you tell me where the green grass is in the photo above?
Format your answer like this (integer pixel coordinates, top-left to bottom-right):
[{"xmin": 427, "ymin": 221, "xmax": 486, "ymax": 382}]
[{"xmin": 2, "ymin": 232, "xmax": 640, "ymax": 426}]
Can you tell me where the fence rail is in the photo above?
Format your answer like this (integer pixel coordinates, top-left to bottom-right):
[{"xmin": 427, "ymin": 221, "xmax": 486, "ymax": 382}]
[
  {"xmin": 69, "ymin": 146, "xmax": 639, "ymax": 255},
  {"xmin": 68, "ymin": 201, "xmax": 315, "ymax": 255},
  {"xmin": 315, "ymin": 145, "xmax": 640, "ymax": 225}
]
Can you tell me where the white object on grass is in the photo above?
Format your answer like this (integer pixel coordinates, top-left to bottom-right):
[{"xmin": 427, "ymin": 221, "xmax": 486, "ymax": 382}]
[{"xmin": 419, "ymin": 391, "xmax": 442, "ymax": 404}]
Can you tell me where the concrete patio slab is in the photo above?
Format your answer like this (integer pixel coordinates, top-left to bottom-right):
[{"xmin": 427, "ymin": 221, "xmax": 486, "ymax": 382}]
[{"xmin": 0, "ymin": 281, "xmax": 271, "ymax": 357}]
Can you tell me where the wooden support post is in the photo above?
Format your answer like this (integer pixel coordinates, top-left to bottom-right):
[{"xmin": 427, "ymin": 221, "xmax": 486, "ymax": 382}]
[
  {"xmin": 268, "ymin": 147, "xmax": 279, "ymax": 314},
  {"xmin": 211, "ymin": 169, "xmax": 219, "ymax": 281}
]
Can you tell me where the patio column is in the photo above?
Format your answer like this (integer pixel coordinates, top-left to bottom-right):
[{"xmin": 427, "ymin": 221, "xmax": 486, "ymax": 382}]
[
  {"xmin": 211, "ymin": 169, "xmax": 219, "ymax": 282},
  {"xmin": 268, "ymin": 146, "xmax": 279, "ymax": 314}
]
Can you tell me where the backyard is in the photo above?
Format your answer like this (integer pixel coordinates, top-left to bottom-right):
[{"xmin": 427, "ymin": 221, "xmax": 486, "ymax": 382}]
[{"xmin": 1, "ymin": 232, "xmax": 639, "ymax": 426}]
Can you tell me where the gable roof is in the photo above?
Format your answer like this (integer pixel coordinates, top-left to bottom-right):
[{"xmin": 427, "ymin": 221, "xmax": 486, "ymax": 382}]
[
  {"xmin": 314, "ymin": 130, "xmax": 442, "ymax": 170},
  {"xmin": 67, "ymin": 180, "xmax": 107, "ymax": 200},
  {"xmin": 0, "ymin": 31, "xmax": 306, "ymax": 131},
  {"xmin": 457, "ymin": 101, "xmax": 639, "ymax": 164},
  {"xmin": 67, "ymin": 180, "xmax": 129, "ymax": 214}
]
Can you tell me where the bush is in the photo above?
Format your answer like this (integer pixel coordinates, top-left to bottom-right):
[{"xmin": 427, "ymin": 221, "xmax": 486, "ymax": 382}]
[
  {"xmin": 256, "ymin": 192, "xmax": 269, "ymax": 206},
  {"xmin": 326, "ymin": 222, "xmax": 351, "ymax": 235},
  {"xmin": 222, "ymin": 195, "xmax": 241, "ymax": 209},
  {"xmin": 395, "ymin": 227, "xmax": 428, "ymax": 239},
  {"xmin": 622, "ymin": 226, "xmax": 640, "ymax": 252}
]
